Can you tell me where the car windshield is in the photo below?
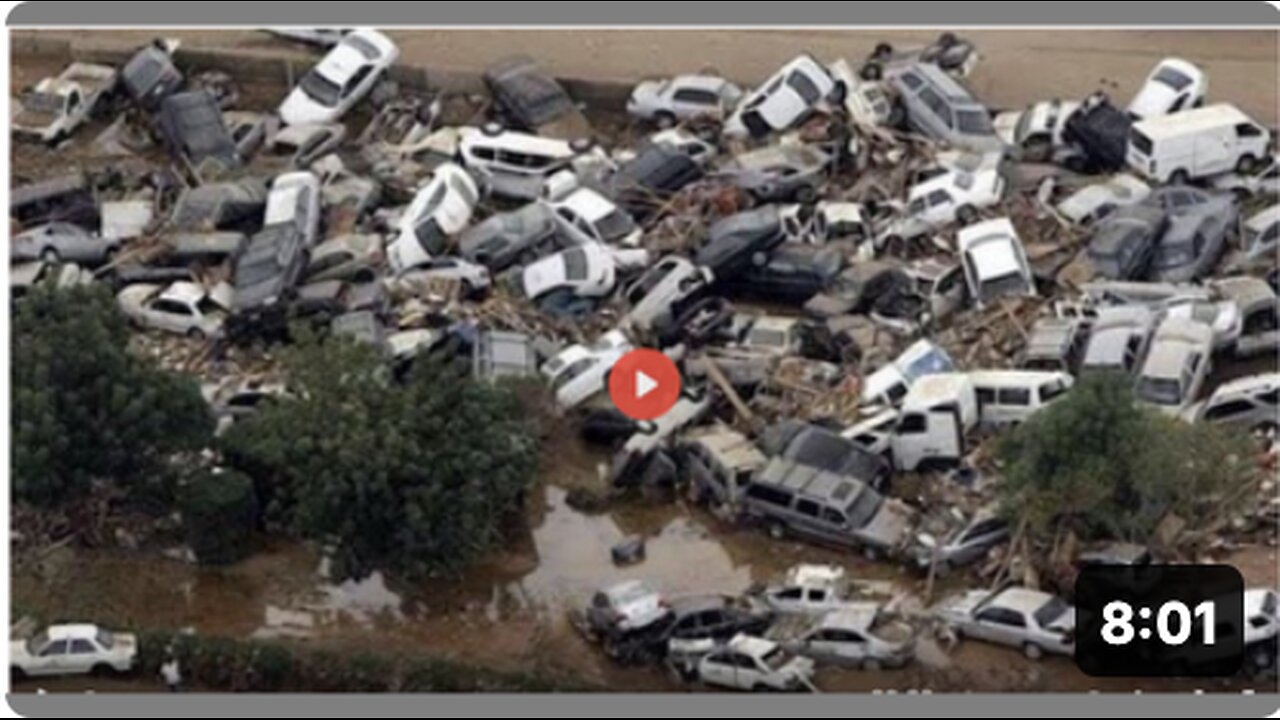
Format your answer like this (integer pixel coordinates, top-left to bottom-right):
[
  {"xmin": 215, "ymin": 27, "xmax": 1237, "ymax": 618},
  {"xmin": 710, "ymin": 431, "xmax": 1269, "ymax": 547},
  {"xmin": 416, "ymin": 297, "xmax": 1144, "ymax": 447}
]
[
  {"xmin": 786, "ymin": 71, "xmax": 822, "ymax": 105},
  {"xmin": 342, "ymin": 35, "xmax": 381, "ymax": 60},
  {"xmin": 1034, "ymin": 597, "xmax": 1070, "ymax": 628},
  {"xmin": 299, "ymin": 69, "xmax": 343, "ymax": 107},
  {"xmin": 1153, "ymin": 66, "xmax": 1194, "ymax": 91},
  {"xmin": 595, "ymin": 210, "xmax": 637, "ymax": 243},
  {"xmin": 562, "ymin": 249, "xmax": 589, "ymax": 281},
  {"xmin": 552, "ymin": 358, "xmax": 592, "ymax": 392},
  {"xmin": 22, "ymin": 91, "xmax": 63, "ymax": 115},
  {"xmin": 26, "ymin": 631, "xmax": 49, "ymax": 654},
  {"xmin": 978, "ymin": 272, "xmax": 1029, "ymax": 304},
  {"xmin": 845, "ymin": 488, "xmax": 884, "ymax": 528},
  {"xmin": 1136, "ymin": 376, "xmax": 1183, "ymax": 406},
  {"xmin": 761, "ymin": 646, "xmax": 793, "ymax": 671},
  {"xmin": 902, "ymin": 347, "xmax": 953, "ymax": 383},
  {"xmin": 956, "ymin": 109, "xmax": 994, "ymax": 135},
  {"xmin": 1264, "ymin": 592, "xmax": 1278, "ymax": 618}
]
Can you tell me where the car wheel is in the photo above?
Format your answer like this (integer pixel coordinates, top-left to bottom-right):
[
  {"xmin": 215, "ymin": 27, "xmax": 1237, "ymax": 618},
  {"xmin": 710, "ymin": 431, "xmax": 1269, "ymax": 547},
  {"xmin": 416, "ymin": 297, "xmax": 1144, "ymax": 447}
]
[
  {"xmin": 860, "ymin": 61, "xmax": 883, "ymax": 82},
  {"xmin": 187, "ymin": 328, "xmax": 207, "ymax": 341},
  {"xmin": 751, "ymin": 683, "xmax": 769, "ymax": 692},
  {"xmin": 353, "ymin": 268, "xmax": 377, "ymax": 284},
  {"xmin": 872, "ymin": 42, "xmax": 894, "ymax": 60},
  {"xmin": 863, "ymin": 659, "xmax": 883, "ymax": 672},
  {"xmin": 767, "ymin": 520, "xmax": 787, "ymax": 540},
  {"xmin": 1170, "ymin": 169, "xmax": 1191, "ymax": 185},
  {"xmin": 1237, "ymin": 154, "xmax": 1259, "ymax": 174},
  {"xmin": 90, "ymin": 663, "xmax": 116, "ymax": 677},
  {"xmin": 793, "ymin": 185, "xmax": 818, "ymax": 205},
  {"xmin": 1024, "ymin": 136, "xmax": 1052, "ymax": 164},
  {"xmin": 40, "ymin": 247, "xmax": 60, "ymax": 263},
  {"xmin": 956, "ymin": 204, "xmax": 979, "ymax": 225},
  {"xmin": 1023, "ymin": 642, "xmax": 1044, "ymax": 660},
  {"xmin": 654, "ymin": 111, "xmax": 677, "ymax": 129},
  {"xmin": 10, "ymin": 667, "xmax": 26, "ymax": 682}
]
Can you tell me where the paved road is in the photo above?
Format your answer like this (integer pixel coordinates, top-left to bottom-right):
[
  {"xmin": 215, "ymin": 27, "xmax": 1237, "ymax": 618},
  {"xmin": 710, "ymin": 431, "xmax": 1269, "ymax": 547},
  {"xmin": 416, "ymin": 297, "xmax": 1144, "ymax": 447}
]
[{"xmin": 14, "ymin": 28, "xmax": 1279, "ymax": 124}]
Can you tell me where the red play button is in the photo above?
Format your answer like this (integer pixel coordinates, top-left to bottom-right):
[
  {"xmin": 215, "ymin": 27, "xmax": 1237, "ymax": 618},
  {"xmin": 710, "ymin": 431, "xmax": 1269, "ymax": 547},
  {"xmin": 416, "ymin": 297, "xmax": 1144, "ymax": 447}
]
[{"xmin": 609, "ymin": 349, "xmax": 682, "ymax": 421}]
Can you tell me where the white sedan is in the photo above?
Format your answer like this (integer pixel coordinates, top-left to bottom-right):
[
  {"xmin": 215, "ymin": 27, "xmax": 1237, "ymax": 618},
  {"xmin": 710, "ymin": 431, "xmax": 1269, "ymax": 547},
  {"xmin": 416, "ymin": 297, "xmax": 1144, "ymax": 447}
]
[
  {"xmin": 627, "ymin": 74, "xmax": 743, "ymax": 127},
  {"xmin": 389, "ymin": 256, "xmax": 491, "ymax": 296},
  {"xmin": 877, "ymin": 166, "xmax": 1006, "ymax": 246},
  {"xmin": 541, "ymin": 329, "xmax": 633, "ymax": 409},
  {"xmin": 279, "ymin": 28, "xmax": 399, "ymax": 125},
  {"xmin": 117, "ymin": 281, "xmax": 228, "ymax": 340},
  {"xmin": 957, "ymin": 217, "xmax": 1036, "ymax": 309},
  {"xmin": 782, "ymin": 604, "xmax": 916, "ymax": 670},
  {"xmin": 386, "ymin": 163, "xmax": 480, "ymax": 273},
  {"xmin": 934, "ymin": 587, "xmax": 1076, "ymax": 659},
  {"xmin": 520, "ymin": 243, "xmax": 648, "ymax": 302},
  {"xmin": 697, "ymin": 634, "xmax": 815, "ymax": 692},
  {"xmin": 10, "ymin": 624, "xmax": 137, "ymax": 679},
  {"xmin": 1127, "ymin": 57, "xmax": 1207, "ymax": 120}
]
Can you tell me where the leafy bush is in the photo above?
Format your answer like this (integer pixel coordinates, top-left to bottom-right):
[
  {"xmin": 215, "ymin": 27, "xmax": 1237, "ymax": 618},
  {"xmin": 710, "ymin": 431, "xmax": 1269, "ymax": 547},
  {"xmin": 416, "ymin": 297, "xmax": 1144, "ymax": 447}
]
[
  {"xmin": 12, "ymin": 284, "xmax": 212, "ymax": 507},
  {"xmin": 220, "ymin": 333, "xmax": 539, "ymax": 582},
  {"xmin": 181, "ymin": 469, "xmax": 258, "ymax": 565}
]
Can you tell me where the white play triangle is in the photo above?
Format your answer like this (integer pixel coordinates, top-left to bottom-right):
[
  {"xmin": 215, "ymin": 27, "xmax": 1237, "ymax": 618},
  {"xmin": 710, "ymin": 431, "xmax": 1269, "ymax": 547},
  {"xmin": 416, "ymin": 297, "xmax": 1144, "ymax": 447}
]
[{"xmin": 635, "ymin": 370, "xmax": 658, "ymax": 399}]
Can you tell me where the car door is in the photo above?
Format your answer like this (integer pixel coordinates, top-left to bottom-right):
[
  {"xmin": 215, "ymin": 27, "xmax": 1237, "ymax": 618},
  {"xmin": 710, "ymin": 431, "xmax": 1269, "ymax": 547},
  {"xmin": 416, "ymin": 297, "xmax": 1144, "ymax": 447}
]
[
  {"xmin": 700, "ymin": 651, "xmax": 735, "ymax": 687},
  {"xmin": 31, "ymin": 639, "xmax": 68, "ymax": 676},
  {"xmin": 735, "ymin": 652, "xmax": 766, "ymax": 689},
  {"xmin": 66, "ymin": 638, "xmax": 99, "ymax": 674},
  {"xmin": 973, "ymin": 606, "xmax": 1028, "ymax": 647}
]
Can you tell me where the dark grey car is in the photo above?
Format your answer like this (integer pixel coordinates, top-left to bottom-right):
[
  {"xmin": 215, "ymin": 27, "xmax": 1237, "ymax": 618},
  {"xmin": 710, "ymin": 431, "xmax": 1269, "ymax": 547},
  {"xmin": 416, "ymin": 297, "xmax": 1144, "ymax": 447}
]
[
  {"xmin": 1087, "ymin": 204, "xmax": 1167, "ymax": 280},
  {"xmin": 158, "ymin": 89, "xmax": 241, "ymax": 170},
  {"xmin": 720, "ymin": 144, "xmax": 831, "ymax": 204},
  {"xmin": 457, "ymin": 203, "xmax": 559, "ymax": 272},
  {"xmin": 227, "ymin": 223, "xmax": 309, "ymax": 338},
  {"xmin": 760, "ymin": 420, "xmax": 892, "ymax": 492},
  {"xmin": 694, "ymin": 206, "xmax": 787, "ymax": 281},
  {"xmin": 1150, "ymin": 211, "xmax": 1235, "ymax": 283},
  {"xmin": 483, "ymin": 55, "xmax": 592, "ymax": 140}
]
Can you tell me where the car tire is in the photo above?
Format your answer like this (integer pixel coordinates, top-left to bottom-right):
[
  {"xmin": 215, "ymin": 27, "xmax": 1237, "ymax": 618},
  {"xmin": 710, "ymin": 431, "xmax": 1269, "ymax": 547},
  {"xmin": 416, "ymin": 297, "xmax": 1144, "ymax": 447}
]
[
  {"xmin": 957, "ymin": 204, "xmax": 979, "ymax": 225},
  {"xmin": 872, "ymin": 42, "xmax": 894, "ymax": 60},
  {"xmin": 353, "ymin": 268, "xmax": 377, "ymax": 284},
  {"xmin": 90, "ymin": 663, "xmax": 116, "ymax": 677},
  {"xmin": 767, "ymin": 520, "xmax": 787, "ymax": 540},
  {"xmin": 10, "ymin": 667, "xmax": 26, "ymax": 682},
  {"xmin": 860, "ymin": 61, "xmax": 883, "ymax": 82},
  {"xmin": 1170, "ymin": 169, "xmax": 1191, "ymax": 186},
  {"xmin": 187, "ymin": 328, "xmax": 206, "ymax": 341},
  {"xmin": 751, "ymin": 683, "xmax": 769, "ymax": 692},
  {"xmin": 1023, "ymin": 642, "xmax": 1044, "ymax": 660},
  {"xmin": 40, "ymin": 247, "xmax": 60, "ymax": 263},
  {"xmin": 1237, "ymin": 154, "xmax": 1259, "ymax": 174},
  {"xmin": 654, "ymin": 111, "xmax": 677, "ymax": 129},
  {"xmin": 793, "ymin": 185, "xmax": 818, "ymax": 205},
  {"xmin": 863, "ymin": 659, "xmax": 883, "ymax": 672}
]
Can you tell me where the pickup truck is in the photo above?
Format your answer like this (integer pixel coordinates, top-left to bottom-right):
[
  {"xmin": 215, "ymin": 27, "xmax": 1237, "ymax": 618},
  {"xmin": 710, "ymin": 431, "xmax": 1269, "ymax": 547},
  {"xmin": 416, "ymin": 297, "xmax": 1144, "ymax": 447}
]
[{"xmin": 13, "ymin": 62, "xmax": 117, "ymax": 144}]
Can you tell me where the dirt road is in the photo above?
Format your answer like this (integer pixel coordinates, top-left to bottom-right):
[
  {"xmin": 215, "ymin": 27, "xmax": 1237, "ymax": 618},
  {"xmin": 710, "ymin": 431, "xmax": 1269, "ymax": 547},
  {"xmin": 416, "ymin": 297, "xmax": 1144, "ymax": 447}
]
[{"xmin": 14, "ymin": 28, "xmax": 1279, "ymax": 124}]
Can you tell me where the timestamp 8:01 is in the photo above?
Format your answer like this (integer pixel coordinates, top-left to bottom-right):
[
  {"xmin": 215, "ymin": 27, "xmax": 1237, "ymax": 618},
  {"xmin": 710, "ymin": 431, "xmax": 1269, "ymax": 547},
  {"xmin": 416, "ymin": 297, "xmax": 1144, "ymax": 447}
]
[{"xmin": 1102, "ymin": 600, "xmax": 1216, "ymax": 646}]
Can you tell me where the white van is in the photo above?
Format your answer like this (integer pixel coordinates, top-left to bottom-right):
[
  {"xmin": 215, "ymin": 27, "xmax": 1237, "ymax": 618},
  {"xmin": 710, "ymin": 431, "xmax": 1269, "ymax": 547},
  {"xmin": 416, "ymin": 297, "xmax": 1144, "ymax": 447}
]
[
  {"xmin": 967, "ymin": 370, "xmax": 1074, "ymax": 428},
  {"xmin": 891, "ymin": 373, "xmax": 979, "ymax": 472},
  {"xmin": 458, "ymin": 126, "xmax": 587, "ymax": 201},
  {"xmin": 1127, "ymin": 104, "xmax": 1271, "ymax": 184}
]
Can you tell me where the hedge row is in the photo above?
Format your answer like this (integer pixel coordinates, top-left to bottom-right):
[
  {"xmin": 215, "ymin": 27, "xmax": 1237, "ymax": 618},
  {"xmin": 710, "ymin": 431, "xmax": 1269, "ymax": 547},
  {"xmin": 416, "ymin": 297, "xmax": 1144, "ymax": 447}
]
[{"xmin": 136, "ymin": 630, "xmax": 595, "ymax": 693}]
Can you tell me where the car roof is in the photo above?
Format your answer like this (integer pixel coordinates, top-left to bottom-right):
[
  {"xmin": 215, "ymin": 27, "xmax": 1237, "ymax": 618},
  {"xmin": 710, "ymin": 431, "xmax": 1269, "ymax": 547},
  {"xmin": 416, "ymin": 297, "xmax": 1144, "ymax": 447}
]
[
  {"xmin": 819, "ymin": 604, "xmax": 880, "ymax": 632},
  {"xmin": 557, "ymin": 187, "xmax": 618, "ymax": 222},
  {"xmin": 898, "ymin": 62, "xmax": 978, "ymax": 104},
  {"xmin": 959, "ymin": 219, "xmax": 1023, "ymax": 277},
  {"xmin": 672, "ymin": 74, "xmax": 733, "ymax": 93},
  {"xmin": 1209, "ymin": 372, "xmax": 1280, "ymax": 401},
  {"xmin": 755, "ymin": 457, "xmax": 867, "ymax": 506},
  {"xmin": 1133, "ymin": 103, "xmax": 1255, "ymax": 140},
  {"xmin": 992, "ymin": 587, "xmax": 1055, "ymax": 614},
  {"xmin": 44, "ymin": 624, "xmax": 100, "ymax": 640},
  {"xmin": 690, "ymin": 427, "xmax": 768, "ymax": 470},
  {"xmin": 158, "ymin": 281, "xmax": 206, "ymax": 305},
  {"xmin": 726, "ymin": 633, "xmax": 777, "ymax": 657},
  {"xmin": 460, "ymin": 127, "xmax": 575, "ymax": 157},
  {"xmin": 902, "ymin": 373, "xmax": 973, "ymax": 412}
]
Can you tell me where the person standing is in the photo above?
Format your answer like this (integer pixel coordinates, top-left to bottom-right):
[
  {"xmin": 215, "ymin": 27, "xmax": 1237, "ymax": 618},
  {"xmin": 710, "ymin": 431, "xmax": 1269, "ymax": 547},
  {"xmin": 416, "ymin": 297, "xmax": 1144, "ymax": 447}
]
[{"xmin": 160, "ymin": 655, "xmax": 182, "ymax": 692}]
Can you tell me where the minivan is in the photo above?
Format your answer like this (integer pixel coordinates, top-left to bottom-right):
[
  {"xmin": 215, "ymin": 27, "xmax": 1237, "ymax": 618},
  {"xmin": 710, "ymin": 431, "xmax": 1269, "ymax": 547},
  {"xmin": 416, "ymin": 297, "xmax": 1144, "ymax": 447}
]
[
  {"xmin": 967, "ymin": 370, "xmax": 1074, "ymax": 428},
  {"xmin": 740, "ymin": 458, "xmax": 916, "ymax": 559},
  {"xmin": 1127, "ymin": 104, "xmax": 1271, "ymax": 185}
]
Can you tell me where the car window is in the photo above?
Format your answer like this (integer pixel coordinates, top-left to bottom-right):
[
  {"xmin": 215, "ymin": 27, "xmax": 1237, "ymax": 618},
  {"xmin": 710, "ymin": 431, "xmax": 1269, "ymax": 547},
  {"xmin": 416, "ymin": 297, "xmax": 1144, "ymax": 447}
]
[
  {"xmin": 40, "ymin": 640, "xmax": 68, "ymax": 656},
  {"xmin": 70, "ymin": 639, "xmax": 95, "ymax": 654},
  {"xmin": 997, "ymin": 387, "xmax": 1032, "ymax": 406},
  {"xmin": 1258, "ymin": 389, "xmax": 1279, "ymax": 405},
  {"xmin": 1203, "ymin": 399, "xmax": 1255, "ymax": 421},
  {"xmin": 746, "ymin": 483, "xmax": 793, "ymax": 507},
  {"xmin": 776, "ymin": 587, "xmax": 803, "ymax": 601},
  {"xmin": 927, "ymin": 190, "xmax": 951, "ymax": 207},
  {"xmin": 821, "ymin": 507, "xmax": 847, "ymax": 526},
  {"xmin": 785, "ymin": 70, "xmax": 822, "ymax": 105},
  {"xmin": 897, "ymin": 413, "xmax": 927, "ymax": 435},
  {"xmin": 343, "ymin": 65, "xmax": 374, "ymax": 96},
  {"xmin": 977, "ymin": 607, "xmax": 1025, "ymax": 627},
  {"xmin": 795, "ymin": 498, "xmax": 821, "ymax": 518},
  {"xmin": 806, "ymin": 588, "xmax": 827, "ymax": 603},
  {"xmin": 1039, "ymin": 381, "xmax": 1069, "ymax": 403},
  {"xmin": 899, "ymin": 72, "xmax": 924, "ymax": 90},
  {"xmin": 673, "ymin": 87, "xmax": 718, "ymax": 106},
  {"xmin": 154, "ymin": 298, "xmax": 193, "ymax": 316}
]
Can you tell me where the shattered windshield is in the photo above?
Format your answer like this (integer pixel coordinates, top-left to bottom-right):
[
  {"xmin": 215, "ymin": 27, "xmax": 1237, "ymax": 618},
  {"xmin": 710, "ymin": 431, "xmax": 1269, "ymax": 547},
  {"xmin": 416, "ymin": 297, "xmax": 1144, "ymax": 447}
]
[
  {"xmin": 1153, "ymin": 66, "xmax": 1193, "ymax": 91},
  {"xmin": 1034, "ymin": 597, "xmax": 1070, "ymax": 628},
  {"xmin": 845, "ymin": 488, "xmax": 884, "ymax": 529},
  {"xmin": 300, "ymin": 69, "xmax": 343, "ymax": 107}
]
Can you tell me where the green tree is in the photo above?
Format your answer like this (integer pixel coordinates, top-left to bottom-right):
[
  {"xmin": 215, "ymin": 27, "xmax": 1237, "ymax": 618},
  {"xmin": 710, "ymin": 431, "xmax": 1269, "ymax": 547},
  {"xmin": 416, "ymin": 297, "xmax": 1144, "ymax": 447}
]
[
  {"xmin": 12, "ymin": 284, "xmax": 213, "ymax": 507},
  {"xmin": 182, "ymin": 469, "xmax": 258, "ymax": 565},
  {"xmin": 220, "ymin": 333, "xmax": 539, "ymax": 581},
  {"xmin": 996, "ymin": 373, "xmax": 1255, "ymax": 544}
]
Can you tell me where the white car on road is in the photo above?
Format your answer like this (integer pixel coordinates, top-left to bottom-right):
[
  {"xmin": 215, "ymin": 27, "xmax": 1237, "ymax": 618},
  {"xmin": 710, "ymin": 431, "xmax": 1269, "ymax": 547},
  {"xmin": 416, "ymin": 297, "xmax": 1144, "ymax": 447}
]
[
  {"xmin": 117, "ymin": 281, "xmax": 228, "ymax": 340},
  {"xmin": 627, "ymin": 74, "xmax": 743, "ymax": 127},
  {"xmin": 387, "ymin": 162, "xmax": 480, "ymax": 273},
  {"xmin": 697, "ymin": 634, "xmax": 815, "ymax": 692},
  {"xmin": 279, "ymin": 28, "xmax": 399, "ymax": 125},
  {"xmin": 10, "ymin": 624, "xmax": 137, "ymax": 679},
  {"xmin": 541, "ymin": 329, "xmax": 634, "ymax": 409},
  {"xmin": 935, "ymin": 587, "xmax": 1076, "ymax": 659}
]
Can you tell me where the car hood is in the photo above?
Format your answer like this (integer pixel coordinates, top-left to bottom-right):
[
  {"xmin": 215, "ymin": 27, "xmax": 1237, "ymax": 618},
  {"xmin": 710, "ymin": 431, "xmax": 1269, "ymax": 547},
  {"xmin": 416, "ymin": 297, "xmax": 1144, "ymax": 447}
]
[
  {"xmin": 628, "ymin": 80, "xmax": 664, "ymax": 107},
  {"xmin": 859, "ymin": 498, "xmax": 915, "ymax": 547},
  {"xmin": 616, "ymin": 596, "xmax": 670, "ymax": 631},
  {"xmin": 1128, "ymin": 83, "xmax": 1179, "ymax": 120},
  {"xmin": 279, "ymin": 88, "xmax": 336, "ymax": 126},
  {"xmin": 9, "ymin": 640, "xmax": 32, "ymax": 662}
]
